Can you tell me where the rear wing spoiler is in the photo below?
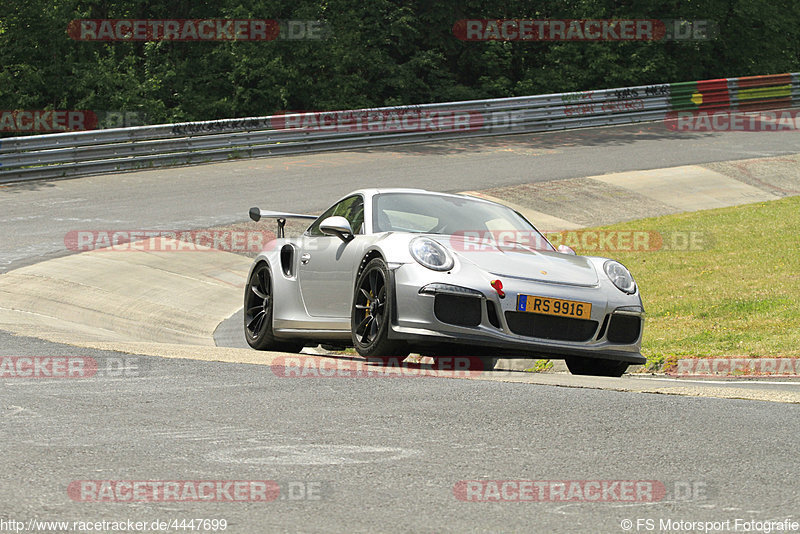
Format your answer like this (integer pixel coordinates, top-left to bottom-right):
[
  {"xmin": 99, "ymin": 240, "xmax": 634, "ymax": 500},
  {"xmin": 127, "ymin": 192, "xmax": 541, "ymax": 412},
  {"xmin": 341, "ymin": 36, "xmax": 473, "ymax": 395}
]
[{"xmin": 249, "ymin": 207, "xmax": 318, "ymax": 238}]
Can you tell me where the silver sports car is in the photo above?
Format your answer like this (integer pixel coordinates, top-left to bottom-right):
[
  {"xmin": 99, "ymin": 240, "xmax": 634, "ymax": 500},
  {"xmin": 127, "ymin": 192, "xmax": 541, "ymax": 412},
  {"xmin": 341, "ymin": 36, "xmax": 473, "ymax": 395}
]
[{"xmin": 244, "ymin": 189, "xmax": 645, "ymax": 376}]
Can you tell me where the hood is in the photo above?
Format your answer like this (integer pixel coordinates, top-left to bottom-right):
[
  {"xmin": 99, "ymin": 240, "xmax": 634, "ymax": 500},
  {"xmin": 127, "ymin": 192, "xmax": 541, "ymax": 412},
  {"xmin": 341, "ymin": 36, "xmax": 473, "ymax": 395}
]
[{"xmin": 435, "ymin": 234, "xmax": 599, "ymax": 287}]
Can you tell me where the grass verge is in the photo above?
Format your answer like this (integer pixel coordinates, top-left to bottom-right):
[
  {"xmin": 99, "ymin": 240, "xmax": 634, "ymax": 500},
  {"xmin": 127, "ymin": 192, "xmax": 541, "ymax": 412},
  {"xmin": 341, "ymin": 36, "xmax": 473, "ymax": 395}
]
[{"xmin": 575, "ymin": 196, "xmax": 800, "ymax": 369}]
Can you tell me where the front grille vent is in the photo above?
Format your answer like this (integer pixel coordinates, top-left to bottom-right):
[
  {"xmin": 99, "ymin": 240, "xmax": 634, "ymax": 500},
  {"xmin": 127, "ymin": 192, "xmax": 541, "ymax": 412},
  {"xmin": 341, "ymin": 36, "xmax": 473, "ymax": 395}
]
[{"xmin": 505, "ymin": 312, "xmax": 598, "ymax": 342}]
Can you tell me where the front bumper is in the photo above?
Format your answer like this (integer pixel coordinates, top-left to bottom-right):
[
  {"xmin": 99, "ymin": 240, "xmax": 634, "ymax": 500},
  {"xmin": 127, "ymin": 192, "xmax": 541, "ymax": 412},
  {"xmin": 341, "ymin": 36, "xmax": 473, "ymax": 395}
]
[{"xmin": 388, "ymin": 262, "xmax": 646, "ymax": 365}]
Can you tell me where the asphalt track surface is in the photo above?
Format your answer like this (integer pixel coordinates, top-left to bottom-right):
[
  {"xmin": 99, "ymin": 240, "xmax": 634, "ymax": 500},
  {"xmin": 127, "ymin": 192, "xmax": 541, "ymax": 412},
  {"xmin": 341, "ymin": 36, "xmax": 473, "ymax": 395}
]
[
  {"xmin": 2, "ymin": 120, "xmax": 800, "ymax": 273},
  {"xmin": 2, "ymin": 330, "xmax": 799, "ymax": 533},
  {"xmin": 2, "ymin": 122, "xmax": 800, "ymax": 532}
]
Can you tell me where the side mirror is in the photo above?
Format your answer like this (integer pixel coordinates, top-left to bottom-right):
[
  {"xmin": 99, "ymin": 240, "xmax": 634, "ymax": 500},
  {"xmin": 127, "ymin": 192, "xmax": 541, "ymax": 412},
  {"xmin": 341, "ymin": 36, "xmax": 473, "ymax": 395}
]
[
  {"xmin": 320, "ymin": 216, "xmax": 354, "ymax": 242},
  {"xmin": 557, "ymin": 244, "xmax": 576, "ymax": 255}
]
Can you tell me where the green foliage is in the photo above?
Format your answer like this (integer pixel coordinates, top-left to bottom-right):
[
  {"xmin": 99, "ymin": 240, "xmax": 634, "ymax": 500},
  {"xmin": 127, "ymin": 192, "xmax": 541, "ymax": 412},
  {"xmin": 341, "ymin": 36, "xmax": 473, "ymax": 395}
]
[
  {"xmin": 525, "ymin": 360, "xmax": 554, "ymax": 373},
  {"xmin": 0, "ymin": 0, "xmax": 798, "ymax": 127}
]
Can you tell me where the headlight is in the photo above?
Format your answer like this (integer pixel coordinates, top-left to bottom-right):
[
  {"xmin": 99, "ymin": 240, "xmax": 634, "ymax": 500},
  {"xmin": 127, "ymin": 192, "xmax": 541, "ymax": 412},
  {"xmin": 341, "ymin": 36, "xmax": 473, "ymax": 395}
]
[
  {"xmin": 604, "ymin": 260, "xmax": 636, "ymax": 294},
  {"xmin": 409, "ymin": 237, "xmax": 454, "ymax": 271}
]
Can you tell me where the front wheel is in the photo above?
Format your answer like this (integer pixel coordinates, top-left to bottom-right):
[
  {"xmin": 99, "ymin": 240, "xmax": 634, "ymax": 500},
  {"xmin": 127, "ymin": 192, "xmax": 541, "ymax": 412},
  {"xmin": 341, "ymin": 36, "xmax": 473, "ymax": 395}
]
[
  {"xmin": 565, "ymin": 356, "xmax": 629, "ymax": 377},
  {"xmin": 351, "ymin": 258, "xmax": 408, "ymax": 358},
  {"xmin": 244, "ymin": 263, "xmax": 304, "ymax": 352}
]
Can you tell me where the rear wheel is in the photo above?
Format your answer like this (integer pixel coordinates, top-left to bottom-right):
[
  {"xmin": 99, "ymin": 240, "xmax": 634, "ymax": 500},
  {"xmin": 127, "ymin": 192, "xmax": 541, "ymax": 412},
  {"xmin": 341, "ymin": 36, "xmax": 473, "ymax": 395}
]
[
  {"xmin": 244, "ymin": 263, "xmax": 304, "ymax": 352},
  {"xmin": 565, "ymin": 356, "xmax": 629, "ymax": 377},
  {"xmin": 351, "ymin": 258, "xmax": 408, "ymax": 359}
]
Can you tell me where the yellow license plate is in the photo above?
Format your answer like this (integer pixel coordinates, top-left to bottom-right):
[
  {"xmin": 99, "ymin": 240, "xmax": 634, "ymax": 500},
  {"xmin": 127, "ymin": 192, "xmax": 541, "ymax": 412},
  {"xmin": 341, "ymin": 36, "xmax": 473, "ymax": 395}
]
[{"xmin": 516, "ymin": 294, "xmax": 592, "ymax": 320}]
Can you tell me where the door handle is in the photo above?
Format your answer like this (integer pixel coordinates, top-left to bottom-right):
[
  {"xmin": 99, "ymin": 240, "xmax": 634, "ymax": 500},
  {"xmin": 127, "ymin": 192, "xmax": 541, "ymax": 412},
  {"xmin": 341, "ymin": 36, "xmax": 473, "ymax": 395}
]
[{"xmin": 300, "ymin": 253, "xmax": 311, "ymax": 264}]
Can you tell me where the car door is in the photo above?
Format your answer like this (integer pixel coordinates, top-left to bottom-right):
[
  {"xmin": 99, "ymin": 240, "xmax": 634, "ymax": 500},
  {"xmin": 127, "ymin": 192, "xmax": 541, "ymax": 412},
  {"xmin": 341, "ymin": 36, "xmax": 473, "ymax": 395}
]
[{"xmin": 297, "ymin": 195, "xmax": 367, "ymax": 318}]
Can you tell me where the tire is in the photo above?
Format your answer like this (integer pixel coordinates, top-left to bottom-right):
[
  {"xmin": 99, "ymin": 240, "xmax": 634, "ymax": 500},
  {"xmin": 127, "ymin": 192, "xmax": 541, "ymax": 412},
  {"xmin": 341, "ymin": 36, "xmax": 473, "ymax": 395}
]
[
  {"xmin": 244, "ymin": 263, "xmax": 304, "ymax": 352},
  {"xmin": 477, "ymin": 356, "xmax": 497, "ymax": 371},
  {"xmin": 565, "ymin": 356, "xmax": 629, "ymax": 377},
  {"xmin": 351, "ymin": 258, "xmax": 408, "ymax": 358}
]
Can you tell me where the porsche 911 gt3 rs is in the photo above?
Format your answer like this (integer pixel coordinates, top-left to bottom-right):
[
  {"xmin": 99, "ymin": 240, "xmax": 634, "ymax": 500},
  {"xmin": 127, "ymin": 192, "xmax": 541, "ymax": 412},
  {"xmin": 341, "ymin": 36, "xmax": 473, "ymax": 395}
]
[{"xmin": 244, "ymin": 189, "xmax": 645, "ymax": 376}]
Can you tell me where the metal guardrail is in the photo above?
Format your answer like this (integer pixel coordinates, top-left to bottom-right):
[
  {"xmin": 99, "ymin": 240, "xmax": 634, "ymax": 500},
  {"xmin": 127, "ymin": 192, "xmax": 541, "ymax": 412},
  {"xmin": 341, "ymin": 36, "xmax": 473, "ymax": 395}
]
[{"xmin": 1, "ymin": 73, "xmax": 798, "ymax": 183}]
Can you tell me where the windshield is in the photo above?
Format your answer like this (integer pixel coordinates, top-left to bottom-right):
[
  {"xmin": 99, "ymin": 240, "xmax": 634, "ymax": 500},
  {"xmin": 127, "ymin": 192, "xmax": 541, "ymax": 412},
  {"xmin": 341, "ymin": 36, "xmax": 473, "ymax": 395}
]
[{"xmin": 372, "ymin": 192, "xmax": 555, "ymax": 251}]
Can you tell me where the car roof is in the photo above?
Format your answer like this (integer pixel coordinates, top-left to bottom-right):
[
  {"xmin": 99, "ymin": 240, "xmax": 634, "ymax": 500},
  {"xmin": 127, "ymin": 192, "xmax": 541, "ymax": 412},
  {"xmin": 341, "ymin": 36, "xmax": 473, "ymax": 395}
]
[{"xmin": 348, "ymin": 188, "xmax": 497, "ymax": 206}]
